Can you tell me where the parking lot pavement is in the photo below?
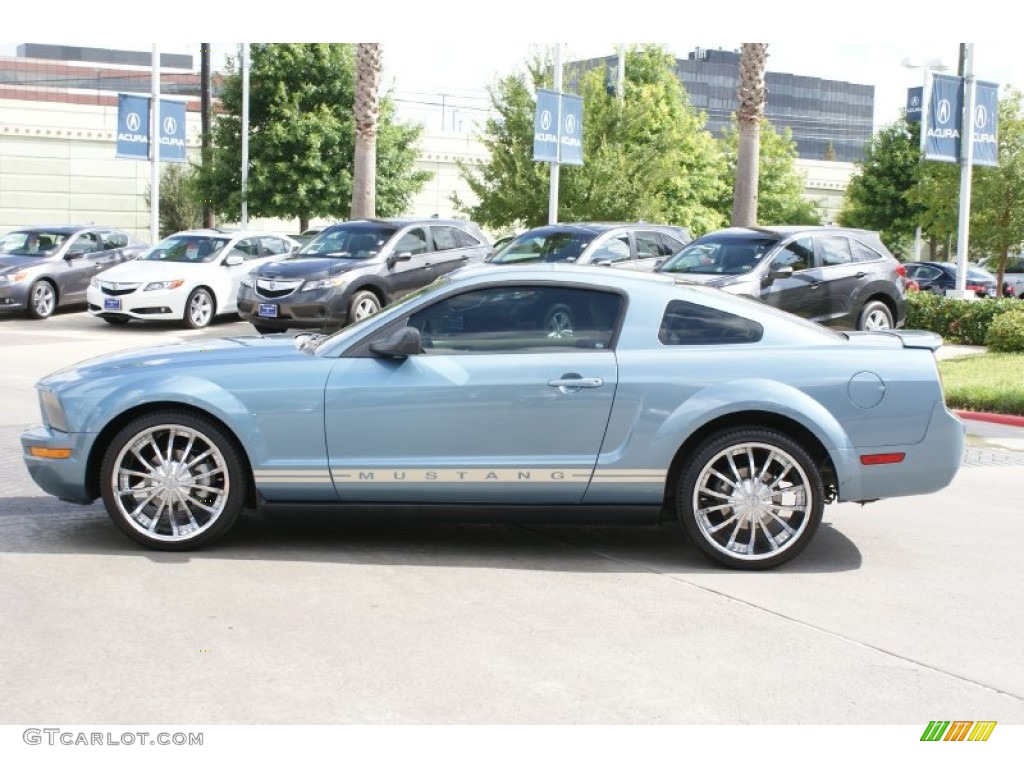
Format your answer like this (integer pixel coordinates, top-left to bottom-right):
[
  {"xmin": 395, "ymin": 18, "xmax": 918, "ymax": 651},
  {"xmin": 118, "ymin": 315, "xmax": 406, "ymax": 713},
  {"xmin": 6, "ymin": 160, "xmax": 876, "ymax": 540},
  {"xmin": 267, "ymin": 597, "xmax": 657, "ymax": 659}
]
[{"xmin": 2, "ymin": 309, "xmax": 1023, "ymax": 724}]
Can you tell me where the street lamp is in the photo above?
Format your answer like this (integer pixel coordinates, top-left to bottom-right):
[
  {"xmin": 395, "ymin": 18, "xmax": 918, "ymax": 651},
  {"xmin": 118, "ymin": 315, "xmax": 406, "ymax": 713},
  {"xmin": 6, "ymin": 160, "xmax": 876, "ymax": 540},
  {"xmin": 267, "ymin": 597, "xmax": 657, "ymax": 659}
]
[{"xmin": 902, "ymin": 56, "xmax": 950, "ymax": 262}]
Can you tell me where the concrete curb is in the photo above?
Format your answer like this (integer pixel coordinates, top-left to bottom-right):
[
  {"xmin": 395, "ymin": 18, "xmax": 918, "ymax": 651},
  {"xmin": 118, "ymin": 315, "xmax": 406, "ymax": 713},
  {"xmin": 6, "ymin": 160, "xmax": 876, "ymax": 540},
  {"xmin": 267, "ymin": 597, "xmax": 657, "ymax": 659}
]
[{"xmin": 955, "ymin": 410, "xmax": 1024, "ymax": 428}]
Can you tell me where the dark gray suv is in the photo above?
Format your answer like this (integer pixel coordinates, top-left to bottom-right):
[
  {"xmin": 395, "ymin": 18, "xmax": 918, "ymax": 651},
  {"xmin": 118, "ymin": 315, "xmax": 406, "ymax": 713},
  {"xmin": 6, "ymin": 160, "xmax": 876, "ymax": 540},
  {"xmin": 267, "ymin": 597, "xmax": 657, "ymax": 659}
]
[
  {"xmin": 656, "ymin": 226, "xmax": 907, "ymax": 331},
  {"xmin": 237, "ymin": 218, "xmax": 491, "ymax": 332}
]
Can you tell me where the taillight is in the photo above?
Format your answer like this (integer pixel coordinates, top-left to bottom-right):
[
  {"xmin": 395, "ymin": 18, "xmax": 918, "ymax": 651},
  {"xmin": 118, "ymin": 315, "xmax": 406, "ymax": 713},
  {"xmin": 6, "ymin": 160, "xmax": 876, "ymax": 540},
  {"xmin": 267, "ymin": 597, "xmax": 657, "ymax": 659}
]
[{"xmin": 895, "ymin": 265, "xmax": 907, "ymax": 278}]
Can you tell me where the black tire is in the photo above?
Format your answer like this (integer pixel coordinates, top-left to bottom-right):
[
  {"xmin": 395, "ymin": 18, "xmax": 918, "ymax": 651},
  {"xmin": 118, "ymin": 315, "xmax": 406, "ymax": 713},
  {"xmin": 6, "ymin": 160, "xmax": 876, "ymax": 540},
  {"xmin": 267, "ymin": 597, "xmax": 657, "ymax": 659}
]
[
  {"xmin": 182, "ymin": 287, "xmax": 215, "ymax": 329},
  {"xmin": 102, "ymin": 316, "xmax": 131, "ymax": 326},
  {"xmin": 26, "ymin": 280, "xmax": 57, "ymax": 320},
  {"xmin": 857, "ymin": 300, "xmax": 893, "ymax": 331},
  {"xmin": 252, "ymin": 324, "xmax": 286, "ymax": 335},
  {"xmin": 99, "ymin": 410, "xmax": 248, "ymax": 551},
  {"xmin": 347, "ymin": 290, "xmax": 381, "ymax": 324},
  {"xmin": 676, "ymin": 427, "xmax": 824, "ymax": 570},
  {"xmin": 542, "ymin": 303, "xmax": 573, "ymax": 339}
]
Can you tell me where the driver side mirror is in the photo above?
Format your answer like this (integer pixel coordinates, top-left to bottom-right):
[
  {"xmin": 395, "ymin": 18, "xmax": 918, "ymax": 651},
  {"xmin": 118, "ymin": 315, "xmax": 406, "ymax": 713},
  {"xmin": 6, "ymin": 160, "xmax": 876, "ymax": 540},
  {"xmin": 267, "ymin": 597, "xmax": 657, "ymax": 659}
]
[
  {"xmin": 64, "ymin": 250, "xmax": 87, "ymax": 260},
  {"xmin": 369, "ymin": 326, "xmax": 423, "ymax": 359},
  {"xmin": 224, "ymin": 254, "xmax": 244, "ymax": 267},
  {"xmin": 766, "ymin": 266, "xmax": 794, "ymax": 282},
  {"xmin": 387, "ymin": 251, "xmax": 413, "ymax": 268}
]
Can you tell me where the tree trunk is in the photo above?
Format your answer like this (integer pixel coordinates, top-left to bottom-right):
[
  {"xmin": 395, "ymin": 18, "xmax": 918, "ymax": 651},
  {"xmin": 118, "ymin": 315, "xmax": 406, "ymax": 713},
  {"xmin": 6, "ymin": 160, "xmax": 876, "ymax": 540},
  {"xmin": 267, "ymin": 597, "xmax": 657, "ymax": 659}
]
[
  {"xmin": 731, "ymin": 43, "xmax": 768, "ymax": 227},
  {"xmin": 300, "ymin": 215, "xmax": 309, "ymax": 233},
  {"xmin": 351, "ymin": 43, "xmax": 381, "ymax": 220}
]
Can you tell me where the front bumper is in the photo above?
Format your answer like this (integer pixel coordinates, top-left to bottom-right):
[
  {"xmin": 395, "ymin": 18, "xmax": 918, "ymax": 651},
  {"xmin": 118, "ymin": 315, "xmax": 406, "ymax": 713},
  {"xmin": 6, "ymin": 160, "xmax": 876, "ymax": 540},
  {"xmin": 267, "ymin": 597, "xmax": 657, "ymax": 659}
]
[
  {"xmin": 0, "ymin": 282, "xmax": 30, "ymax": 312},
  {"xmin": 86, "ymin": 286, "xmax": 184, "ymax": 321},
  {"xmin": 21, "ymin": 425, "xmax": 98, "ymax": 504},
  {"xmin": 237, "ymin": 284, "xmax": 351, "ymax": 328}
]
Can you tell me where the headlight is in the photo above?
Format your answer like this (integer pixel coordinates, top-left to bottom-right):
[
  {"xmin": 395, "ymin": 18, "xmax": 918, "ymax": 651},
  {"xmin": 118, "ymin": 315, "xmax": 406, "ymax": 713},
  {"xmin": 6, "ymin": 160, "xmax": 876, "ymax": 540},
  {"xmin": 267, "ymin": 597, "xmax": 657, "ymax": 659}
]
[
  {"xmin": 89, "ymin": 277, "xmax": 99, "ymax": 288},
  {"xmin": 241, "ymin": 273, "xmax": 255, "ymax": 288},
  {"xmin": 0, "ymin": 270, "xmax": 28, "ymax": 283},
  {"xmin": 300, "ymin": 274, "xmax": 349, "ymax": 292},
  {"xmin": 39, "ymin": 388, "xmax": 69, "ymax": 432},
  {"xmin": 144, "ymin": 280, "xmax": 184, "ymax": 291}
]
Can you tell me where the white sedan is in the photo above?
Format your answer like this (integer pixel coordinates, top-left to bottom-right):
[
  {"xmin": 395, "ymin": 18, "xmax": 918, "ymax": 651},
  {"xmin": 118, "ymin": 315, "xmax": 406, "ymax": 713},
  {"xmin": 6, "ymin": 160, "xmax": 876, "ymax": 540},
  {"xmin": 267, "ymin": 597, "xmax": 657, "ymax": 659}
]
[{"xmin": 87, "ymin": 229, "xmax": 298, "ymax": 328}]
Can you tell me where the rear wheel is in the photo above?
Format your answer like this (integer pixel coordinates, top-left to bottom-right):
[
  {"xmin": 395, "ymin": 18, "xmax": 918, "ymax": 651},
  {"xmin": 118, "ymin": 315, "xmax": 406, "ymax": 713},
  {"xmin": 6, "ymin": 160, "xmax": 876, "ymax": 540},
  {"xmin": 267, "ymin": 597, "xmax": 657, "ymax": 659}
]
[
  {"xmin": 857, "ymin": 300, "xmax": 893, "ymax": 331},
  {"xmin": 26, "ymin": 280, "xmax": 56, "ymax": 319},
  {"xmin": 676, "ymin": 428, "xmax": 824, "ymax": 570},
  {"xmin": 99, "ymin": 410, "xmax": 248, "ymax": 551},
  {"xmin": 183, "ymin": 287, "xmax": 215, "ymax": 329}
]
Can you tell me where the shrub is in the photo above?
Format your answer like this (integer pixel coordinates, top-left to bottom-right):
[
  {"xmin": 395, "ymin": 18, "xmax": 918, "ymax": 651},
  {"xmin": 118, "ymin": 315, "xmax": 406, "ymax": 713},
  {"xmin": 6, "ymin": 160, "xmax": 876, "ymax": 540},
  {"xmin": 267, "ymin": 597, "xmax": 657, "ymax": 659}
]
[
  {"xmin": 985, "ymin": 311, "xmax": 1024, "ymax": 352},
  {"xmin": 904, "ymin": 292, "xmax": 1024, "ymax": 345}
]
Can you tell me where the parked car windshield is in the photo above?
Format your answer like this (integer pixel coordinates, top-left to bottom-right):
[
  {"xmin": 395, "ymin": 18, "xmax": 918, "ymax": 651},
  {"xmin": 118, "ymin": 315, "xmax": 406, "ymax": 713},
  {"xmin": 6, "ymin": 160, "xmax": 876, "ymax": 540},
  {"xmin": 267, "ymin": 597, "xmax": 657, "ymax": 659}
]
[
  {"xmin": 299, "ymin": 226, "xmax": 392, "ymax": 259},
  {"xmin": 659, "ymin": 237, "xmax": 779, "ymax": 275},
  {"xmin": 489, "ymin": 232, "xmax": 595, "ymax": 264},
  {"xmin": 141, "ymin": 235, "xmax": 230, "ymax": 263},
  {"xmin": 0, "ymin": 230, "xmax": 70, "ymax": 257}
]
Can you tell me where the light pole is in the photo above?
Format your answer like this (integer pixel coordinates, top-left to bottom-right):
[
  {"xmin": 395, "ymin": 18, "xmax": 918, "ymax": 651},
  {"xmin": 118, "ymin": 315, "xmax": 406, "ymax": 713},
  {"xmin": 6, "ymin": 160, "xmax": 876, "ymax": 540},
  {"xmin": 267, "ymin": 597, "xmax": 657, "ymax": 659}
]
[{"xmin": 901, "ymin": 56, "xmax": 949, "ymax": 262}]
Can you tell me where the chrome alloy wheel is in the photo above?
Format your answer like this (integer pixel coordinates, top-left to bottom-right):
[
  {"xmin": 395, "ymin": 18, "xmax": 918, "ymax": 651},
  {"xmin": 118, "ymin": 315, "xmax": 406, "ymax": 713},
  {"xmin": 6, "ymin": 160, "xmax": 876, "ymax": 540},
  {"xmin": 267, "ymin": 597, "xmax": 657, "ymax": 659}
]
[
  {"xmin": 188, "ymin": 290, "xmax": 214, "ymax": 327},
  {"xmin": 861, "ymin": 307, "xmax": 892, "ymax": 331},
  {"xmin": 691, "ymin": 441, "xmax": 813, "ymax": 562},
  {"xmin": 110, "ymin": 424, "xmax": 230, "ymax": 542},
  {"xmin": 352, "ymin": 295, "xmax": 379, "ymax": 321},
  {"xmin": 30, "ymin": 281, "xmax": 56, "ymax": 318}
]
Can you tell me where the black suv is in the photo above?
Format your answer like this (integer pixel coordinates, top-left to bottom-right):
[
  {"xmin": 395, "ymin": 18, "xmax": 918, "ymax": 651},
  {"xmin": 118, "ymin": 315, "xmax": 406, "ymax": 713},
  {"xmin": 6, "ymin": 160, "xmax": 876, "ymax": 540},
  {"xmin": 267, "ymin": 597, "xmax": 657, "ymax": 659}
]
[
  {"xmin": 486, "ymin": 222, "xmax": 692, "ymax": 272},
  {"xmin": 656, "ymin": 226, "xmax": 907, "ymax": 331},
  {"xmin": 237, "ymin": 218, "xmax": 490, "ymax": 332}
]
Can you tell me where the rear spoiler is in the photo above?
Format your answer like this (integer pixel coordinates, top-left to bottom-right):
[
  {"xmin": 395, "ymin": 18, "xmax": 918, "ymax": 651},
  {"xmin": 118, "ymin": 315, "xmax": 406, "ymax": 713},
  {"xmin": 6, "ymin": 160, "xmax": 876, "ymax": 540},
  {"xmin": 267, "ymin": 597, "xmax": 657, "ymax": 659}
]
[{"xmin": 844, "ymin": 329, "xmax": 943, "ymax": 352}]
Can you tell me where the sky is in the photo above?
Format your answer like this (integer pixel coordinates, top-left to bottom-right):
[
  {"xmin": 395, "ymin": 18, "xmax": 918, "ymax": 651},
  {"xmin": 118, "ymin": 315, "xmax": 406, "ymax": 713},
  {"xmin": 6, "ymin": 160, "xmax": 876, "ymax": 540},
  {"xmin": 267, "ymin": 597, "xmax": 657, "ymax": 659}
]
[{"xmin": 4, "ymin": 1, "xmax": 1023, "ymax": 135}]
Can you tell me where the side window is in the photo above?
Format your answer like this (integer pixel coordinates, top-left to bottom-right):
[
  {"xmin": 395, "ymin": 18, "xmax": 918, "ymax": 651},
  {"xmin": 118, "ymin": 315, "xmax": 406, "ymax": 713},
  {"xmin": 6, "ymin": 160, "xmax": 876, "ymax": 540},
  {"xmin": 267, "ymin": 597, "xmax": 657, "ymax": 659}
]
[
  {"xmin": 406, "ymin": 286, "xmax": 623, "ymax": 354},
  {"xmin": 394, "ymin": 228, "xmax": 428, "ymax": 256},
  {"xmin": 430, "ymin": 226, "xmax": 459, "ymax": 251},
  {"xmin": 850, "ymin": 238, "xmax": 884, "ymax": 262},
  {"xmin": 817, "ymin": 236, "xmax": 853, "ymax": 266},
  {"xmin": 100, "ymin": 231, "xmax": 128, "ymax": 250},
  {"xmin": 634, "ymin": 233, "xmax": 664, "ymax": 258},
  {"xmin": 659, "ymin": 300, "xmax": 764, "ymax": 345},
  {"xmin": 73, "ymin": 232, "xmax": 101, "ymax": 254},
  {"xmin": 589, "ymin": 235, "xmax": 631, "ymax": 263},
  {"xmin": 658, "ymin": 233, "xmax": 685, "ymax": 255},
  {"xmin": 771, "ymin": 237, "xmax": 813, "ymax": 272},
  {"xmin": 453, "ymin": 227, "xmax": 481, "ymax": 248},
  {"xmin": 259, "ymin": 236, "xmax": 290, "ymax": 255},
  {"xmin": 232, "ymin": 238, "xmax": 260, "ymax": 260},
  {"xmin": 1004, "ymin": 257, "xmax": 1024, "ymax": 273}
]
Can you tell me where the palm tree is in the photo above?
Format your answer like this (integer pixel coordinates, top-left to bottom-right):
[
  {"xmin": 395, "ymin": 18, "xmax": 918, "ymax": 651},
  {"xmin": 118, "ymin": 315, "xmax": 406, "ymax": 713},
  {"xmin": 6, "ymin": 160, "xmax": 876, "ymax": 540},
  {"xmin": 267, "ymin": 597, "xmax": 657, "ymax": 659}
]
[
  {"xmin": 732, "ymin": 43, "xmax": 768, "ymax": 227},
  {"xmin": 351, "ymin": 43, "xmax": 382, "ymax": 219}
]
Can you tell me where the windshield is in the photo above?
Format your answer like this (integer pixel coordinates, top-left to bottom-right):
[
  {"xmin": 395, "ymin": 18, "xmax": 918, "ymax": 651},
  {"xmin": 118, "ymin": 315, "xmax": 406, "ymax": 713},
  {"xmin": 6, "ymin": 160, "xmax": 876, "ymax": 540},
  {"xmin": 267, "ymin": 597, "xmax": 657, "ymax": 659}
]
[
  {"xmin": 299, "ymin": 226, "xmax": 392, "ymax": 259},
  {"xmin": 659, "ymin": 237, "xmax": 779, "ymax": 275},
  {"xmin": 488, "ymin": 232, "xmax": 594, "ymax": 264},
  {"xmin": 142, "ymin": 235, "xmax": 230, "ymax": 263},
  {"xmin": 0, "ymin": 230, "xmax": 70, "ymax": 257}
]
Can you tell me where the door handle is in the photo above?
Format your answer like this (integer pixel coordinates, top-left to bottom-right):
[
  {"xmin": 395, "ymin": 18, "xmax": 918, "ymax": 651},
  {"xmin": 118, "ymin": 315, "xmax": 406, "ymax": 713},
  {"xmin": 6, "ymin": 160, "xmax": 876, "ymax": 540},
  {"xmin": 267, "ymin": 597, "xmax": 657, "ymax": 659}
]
[
  {"xmin": 548, "ymin": 376, "xmax": 603, "ymax": 391},
  {"xmin": 854, "ymin": 271, "xmax": 866, "ymax": 278}
]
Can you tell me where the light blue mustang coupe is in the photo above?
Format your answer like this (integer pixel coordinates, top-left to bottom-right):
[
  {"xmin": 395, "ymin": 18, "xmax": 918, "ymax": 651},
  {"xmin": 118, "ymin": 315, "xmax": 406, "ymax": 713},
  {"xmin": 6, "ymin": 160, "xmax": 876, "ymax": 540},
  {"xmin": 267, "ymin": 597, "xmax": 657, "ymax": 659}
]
[{"xmin": 22, "ymin": 265, "xmax": 964, "ymax": 569}]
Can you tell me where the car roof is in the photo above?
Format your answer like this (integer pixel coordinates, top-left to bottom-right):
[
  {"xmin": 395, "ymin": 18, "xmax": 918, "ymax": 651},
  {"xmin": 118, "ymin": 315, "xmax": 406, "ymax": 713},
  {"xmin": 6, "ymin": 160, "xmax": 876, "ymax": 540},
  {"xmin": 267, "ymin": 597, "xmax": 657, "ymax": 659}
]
[
  {"xmin": 10, "ymin": 225, "xmax": 96, "ymax": 234},
  {"xmin": 513, "ymin": 222, "xmax": 687, "ymax": 236},
  {"xmin": 169, "ymin": 229, "xmax": 294, "ymax": 239}
]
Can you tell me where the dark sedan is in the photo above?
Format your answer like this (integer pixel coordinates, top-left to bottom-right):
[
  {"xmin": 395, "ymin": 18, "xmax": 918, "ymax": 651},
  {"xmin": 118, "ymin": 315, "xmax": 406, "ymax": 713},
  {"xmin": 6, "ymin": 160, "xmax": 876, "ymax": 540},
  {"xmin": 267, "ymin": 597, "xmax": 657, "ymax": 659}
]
[
  {"xmin": 0, "ymin": 225, "xmax": 148, "ymax": 319},
  {"xmin": 905, "ymin": 261, "xmax": 1012, "ymax": 298}
]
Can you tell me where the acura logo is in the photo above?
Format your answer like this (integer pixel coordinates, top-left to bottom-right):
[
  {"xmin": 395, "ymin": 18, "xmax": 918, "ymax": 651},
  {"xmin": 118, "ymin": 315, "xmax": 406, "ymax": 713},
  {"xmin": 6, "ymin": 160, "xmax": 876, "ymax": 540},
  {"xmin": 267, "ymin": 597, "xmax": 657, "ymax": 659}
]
[
  {"xmin": 540, "ymin": 109, "xmax": 552, "ymax": 131},
  {"xmin": 975, "ymin": 105, "xmax": 988, "ymax": 129},
  {"xmin": 565, "ymin": 114, "xmax": 577, "ymax": 135},
  {"xmin": 126, "ymin": 112, "xmax": 141, "ymax": 131},
  {"xmin": 910, "ymin": 95, "xmax": 921, "ymax": 108},
  {"xmin": 937, "ymin": 99, "xmax": 952, "ymax": 125},
  {"xmin": 268, "ymin": 281, "xmax": 277, "ymax": 290},
  {"xmin": 163, "ymin": 116, "xmax": 177, "ymax": 134}
]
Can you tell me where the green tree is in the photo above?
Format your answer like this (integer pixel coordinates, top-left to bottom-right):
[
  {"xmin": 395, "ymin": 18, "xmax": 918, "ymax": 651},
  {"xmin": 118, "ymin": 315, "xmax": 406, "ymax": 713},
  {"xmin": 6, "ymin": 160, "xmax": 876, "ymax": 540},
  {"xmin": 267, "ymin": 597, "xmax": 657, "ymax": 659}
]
[
  {"xmin": 199, "ymin": 44, "xmax": 429, "ymax": 232},
  {"xmin": 969, "ymin": 88, "xmax": 1024, "ymax": 287},
  {"xmin": 715, "ymin": 118, "xmax": 822, "ymax": 226},
  {"xmin": 838, "ymin": 119, "xmax": 923, "ymax": 256},
  {"xmin": 145, "ymin": 163, "xmax": 203, "ymax": 238},
  {"xmin": 456, "ymin": 45, "xmax": 727, "ymax": 235}
]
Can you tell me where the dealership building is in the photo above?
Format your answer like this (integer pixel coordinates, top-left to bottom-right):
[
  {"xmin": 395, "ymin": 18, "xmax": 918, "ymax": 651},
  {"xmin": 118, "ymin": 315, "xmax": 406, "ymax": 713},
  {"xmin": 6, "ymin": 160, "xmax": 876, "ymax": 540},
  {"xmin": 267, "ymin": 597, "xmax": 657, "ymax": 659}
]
[{"xmin": 1, "ymin": 44, "xmax": 858, "ymax": 241}]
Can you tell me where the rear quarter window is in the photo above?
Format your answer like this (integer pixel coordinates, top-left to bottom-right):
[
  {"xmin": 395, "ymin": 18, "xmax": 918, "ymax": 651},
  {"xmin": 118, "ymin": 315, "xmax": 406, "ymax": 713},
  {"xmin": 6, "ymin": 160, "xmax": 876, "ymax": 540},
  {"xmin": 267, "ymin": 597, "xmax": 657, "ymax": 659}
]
[{"xmin": 659, "ymin": 300, "xmax": 764, "ymax": 345}]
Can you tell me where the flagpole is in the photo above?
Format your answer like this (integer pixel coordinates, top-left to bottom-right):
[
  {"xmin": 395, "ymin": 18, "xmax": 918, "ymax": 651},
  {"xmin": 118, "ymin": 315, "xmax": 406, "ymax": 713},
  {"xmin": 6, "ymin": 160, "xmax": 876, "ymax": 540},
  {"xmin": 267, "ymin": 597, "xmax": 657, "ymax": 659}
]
[
  {"xmin": 952, "ymin": 43, "xmax": 976, "ymax": 299},
  {"xmin": 150, "ymin": 44, "xmax": 160, "ymax": 244}
]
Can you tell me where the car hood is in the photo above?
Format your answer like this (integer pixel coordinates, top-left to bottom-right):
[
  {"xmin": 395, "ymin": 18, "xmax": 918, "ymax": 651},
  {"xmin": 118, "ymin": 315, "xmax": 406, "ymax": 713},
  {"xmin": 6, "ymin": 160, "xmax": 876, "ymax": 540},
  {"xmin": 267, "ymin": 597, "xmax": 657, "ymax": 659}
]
[
  {"xmin": 254, "ymin": 256, "xmax": 371, "ymax": 280},
  {"xmin": 0, "ymin": 255, "xmax": 49, "ymax": 274},
  {"xmin": 93, "ymin": 260, "xmax": 214, "ymax": 283},
  {"xmin": 660, "ymin": 271, "xmax": 746, "ymax": 289},
  {"xmin": 40, "ymin": 336, "xmax": 304, "ymax": 389}
]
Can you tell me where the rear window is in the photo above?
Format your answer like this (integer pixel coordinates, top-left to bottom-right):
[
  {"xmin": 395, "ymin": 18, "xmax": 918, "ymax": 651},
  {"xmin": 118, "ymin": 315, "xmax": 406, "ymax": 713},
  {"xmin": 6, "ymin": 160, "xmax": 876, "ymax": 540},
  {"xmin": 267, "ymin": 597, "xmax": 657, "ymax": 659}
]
[{"xmin": 659, "ymin": 300, "xmax": 764, "ymax": 345}]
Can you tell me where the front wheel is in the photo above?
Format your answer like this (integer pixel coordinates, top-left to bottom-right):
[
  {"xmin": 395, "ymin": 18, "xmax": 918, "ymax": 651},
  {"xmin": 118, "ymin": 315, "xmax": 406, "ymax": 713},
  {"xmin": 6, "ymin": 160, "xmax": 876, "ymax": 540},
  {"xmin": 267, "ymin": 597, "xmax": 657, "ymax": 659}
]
[
  {"xmin": 348, "ymin": 290, "xmax": 381, "ymax": 324},
  {"xmin": 857, "ymin": 300, "xmax": 893, "ymax": 331},
  {"xmin": 183, "ymin": 287, "xmax": 215, "ymax": 329},
  {"xmin": 99, "ymin": 410, "xmax": 248, "ymax": 550},
  {"xmin": 26, "ymin": 280, "xmax": 56, "ymax": 319},
  {"xmin": 676, "ymin": 428, "xmax": 824, "ymax": 570}
]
